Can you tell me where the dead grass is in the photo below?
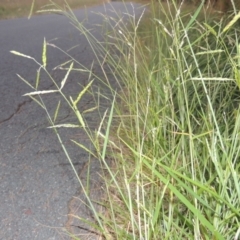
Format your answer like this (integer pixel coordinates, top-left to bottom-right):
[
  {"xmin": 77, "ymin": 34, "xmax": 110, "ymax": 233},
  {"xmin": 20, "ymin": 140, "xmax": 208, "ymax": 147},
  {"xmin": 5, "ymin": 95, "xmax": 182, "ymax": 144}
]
[{"xmin": 0, "ymin": 0, "xmax": 109, "ymax": 19}]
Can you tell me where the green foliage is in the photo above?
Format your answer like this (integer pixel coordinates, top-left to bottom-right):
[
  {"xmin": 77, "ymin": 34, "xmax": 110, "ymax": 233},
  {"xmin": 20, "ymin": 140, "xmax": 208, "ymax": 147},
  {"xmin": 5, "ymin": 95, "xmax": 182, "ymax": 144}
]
[{"xmin": 92, "ymin": 1, "xmax": 240, "ymax": 239}]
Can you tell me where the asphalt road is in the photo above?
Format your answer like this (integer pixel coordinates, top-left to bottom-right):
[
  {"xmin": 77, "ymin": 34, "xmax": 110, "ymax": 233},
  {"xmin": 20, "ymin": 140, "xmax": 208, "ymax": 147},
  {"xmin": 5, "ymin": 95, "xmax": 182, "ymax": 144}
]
[{"xmin": 0, "ymin": 2, "xmax": 144, "ymax": 239}]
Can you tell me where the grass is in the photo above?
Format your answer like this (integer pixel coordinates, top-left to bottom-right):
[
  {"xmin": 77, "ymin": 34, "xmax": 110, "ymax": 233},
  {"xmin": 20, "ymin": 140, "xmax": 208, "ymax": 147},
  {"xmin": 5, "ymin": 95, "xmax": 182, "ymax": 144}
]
[
  {"xmin": 11, "ymin": 0, "xmax": 240, "ymax": 239},
  {"xmin": 0, "ymin": 0, "xmax": 108, "ymax": 19}
]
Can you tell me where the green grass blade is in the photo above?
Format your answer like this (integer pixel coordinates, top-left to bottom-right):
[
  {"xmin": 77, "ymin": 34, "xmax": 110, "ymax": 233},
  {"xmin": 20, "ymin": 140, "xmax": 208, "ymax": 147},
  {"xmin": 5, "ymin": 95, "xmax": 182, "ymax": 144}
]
[
  {"xmin": 42, "ymin": 38, "xmax": 47, "ymax": 68},
  {"xmin": 60, "ymin": 62, "xmax": 73, "ymax": 90},
  {"xmin": 101, "ymin": 93, "xmax": 116, "ymax": 160},
  {"xmin": 28, "ymin": 0, "xmax": 35, "ymax": 19},
  {"xmin": 17, "ymin": 74, "xmax": 35, "ymax": 89},
  {"xmin": 223, "ymin": 11, "xmax": 240, "ymax": 33},
  {"xmin": 73, "ymin": 79, "xmax": 94, "ymax": 105},
  {"xmin": 185, "ymin": 0, "xmax": 204, "ymax": 31},
  {"xmin": 35, "ymin": 68, "xmax": 40, "ymax": 89},
  {"xmin": 53, "ymin": 101, "xmax": 61, "ymax": 123}
]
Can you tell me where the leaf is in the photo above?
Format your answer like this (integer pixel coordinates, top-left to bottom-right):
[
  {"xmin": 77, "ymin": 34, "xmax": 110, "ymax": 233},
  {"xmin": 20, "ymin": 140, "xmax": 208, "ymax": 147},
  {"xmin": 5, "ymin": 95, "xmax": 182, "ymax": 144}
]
[
  {"xmin": 35, "ymin": 68, "xmax": 40, "ymax": 89},
  {"xmin": 234, "ymin": 44, "xmax": 240, "ymax": 89},
  {"xmin": 71, "ymin": 140, "xmax": 98, "ymax": 158},
  {"xmin": 234, "ymin": 68, "xmax": 240, "ymax": 89},
  {"xmin": 16, "ymin": 74, "xmax": 35, "ymax": 89},
  {"xmin": 101, "ymin": 93, "xmax": 116, "ymax": 160},
  {"xmin": 223, "ymin": 11, "xmax": 240, "ymax": 33},
  {"xmin": 28, "ymin": 95, "xmax": 45, "ymax": 109},
  {"xmin": 53, "ymin": 59, "xmax": 72, "ymax": 70},
  {"xmin": 28, "ymin": 0, "xmax": 35, "ymax": 19},
  {"xmin": 70, "ymin": 96, "xmax": 85, "ymax": 128},
  {"xmin": 53, "ymin": 101, "xmax": 61, "ymax": 123},
  {"xmin": 23, "ymin": 90, "xmax": 58, "ymax": 96},
  {"xmin": 60, "ymin": 62, "xmax": 73, "ymax": 90},
  {"xmin": 185, "ymin": 0, "xmax": 204, "ymax": 31},
  {"xmin": 237, "ymin": 44, "xmax": 240, "ymax": 67},
  {"xmin": 58, "ymin": 67, "xmax": 89, "ymax": 72},
  {"xmin": 42, "ymin": 38, "xmax": 47, "ymax": 68}
]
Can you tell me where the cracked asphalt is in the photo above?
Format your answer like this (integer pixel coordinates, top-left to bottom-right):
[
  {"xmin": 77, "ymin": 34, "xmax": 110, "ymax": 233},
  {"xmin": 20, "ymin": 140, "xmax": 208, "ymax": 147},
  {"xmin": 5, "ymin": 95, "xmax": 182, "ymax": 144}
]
[{"xmin": 0, "ymin": 1, "xmax": 145, "ymax": 240}]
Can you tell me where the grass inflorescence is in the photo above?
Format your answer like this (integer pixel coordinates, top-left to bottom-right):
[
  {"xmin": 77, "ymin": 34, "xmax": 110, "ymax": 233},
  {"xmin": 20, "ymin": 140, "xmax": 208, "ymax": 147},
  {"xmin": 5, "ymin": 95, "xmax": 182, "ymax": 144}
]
[{"xmin": 12, "ymin": 0, "xmax": 240, "ymax": 239}]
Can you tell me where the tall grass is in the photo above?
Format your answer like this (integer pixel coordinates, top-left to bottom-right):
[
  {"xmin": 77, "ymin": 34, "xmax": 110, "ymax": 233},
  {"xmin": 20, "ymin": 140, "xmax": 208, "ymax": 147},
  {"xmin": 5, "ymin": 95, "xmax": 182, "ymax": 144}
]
[{"xmin": 12, "ymin": 0, "xmax": 240, "ymax": 239}]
